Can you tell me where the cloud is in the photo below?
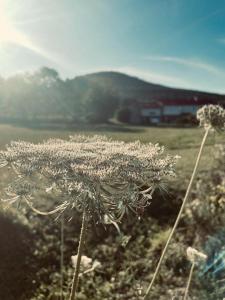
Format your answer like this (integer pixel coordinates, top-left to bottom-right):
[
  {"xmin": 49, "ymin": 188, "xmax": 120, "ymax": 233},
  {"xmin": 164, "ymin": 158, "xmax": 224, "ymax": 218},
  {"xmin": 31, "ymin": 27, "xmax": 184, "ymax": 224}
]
[{"xmin": 145, "ymin": 55, "xmax": 224, "ymax": 76}]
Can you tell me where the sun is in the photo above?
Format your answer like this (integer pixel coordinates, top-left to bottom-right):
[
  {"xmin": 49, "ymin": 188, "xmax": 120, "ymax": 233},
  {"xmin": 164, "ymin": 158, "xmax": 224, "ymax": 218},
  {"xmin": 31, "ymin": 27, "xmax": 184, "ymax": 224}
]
[
  {"xmin": 0, "ymin": 0, "xmax": 52, "ymax": 60},
  {"xmin": 0, "ymin": 0, "xmax": 68, "ymax": 68},
  {"xmin": 0, "ymin": 0, "xmax": 20, "ymax": 43},
  {"xmin": 0, "ymin": 0, "xmax": 36, "ymax": 49}
]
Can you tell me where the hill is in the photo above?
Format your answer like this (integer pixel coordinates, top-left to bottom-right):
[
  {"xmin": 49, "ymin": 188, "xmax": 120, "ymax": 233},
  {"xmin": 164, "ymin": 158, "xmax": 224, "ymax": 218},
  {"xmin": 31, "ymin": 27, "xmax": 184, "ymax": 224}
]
[
  {"xmin": 72, "ymin": 71, "xmax": 225, "ymax": 104},
  {"xmin": 0, "ymin": 68, "xmax": 224, "ymax": 125}
]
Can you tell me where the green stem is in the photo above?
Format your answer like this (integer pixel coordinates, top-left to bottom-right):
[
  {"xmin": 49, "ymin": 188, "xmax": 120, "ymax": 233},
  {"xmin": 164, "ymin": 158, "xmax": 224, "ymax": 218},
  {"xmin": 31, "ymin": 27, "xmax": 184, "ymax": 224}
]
[
  {"xmin": 184, "ymin": 262, "xmax": 195, "ymax": 300},
  {"xmin": 144, "ymin": 127, "xmax": 210, "ymax": 299},
  {"xmin": 69, "ymin": 210, "xmax": 87, "ymax": 300}
]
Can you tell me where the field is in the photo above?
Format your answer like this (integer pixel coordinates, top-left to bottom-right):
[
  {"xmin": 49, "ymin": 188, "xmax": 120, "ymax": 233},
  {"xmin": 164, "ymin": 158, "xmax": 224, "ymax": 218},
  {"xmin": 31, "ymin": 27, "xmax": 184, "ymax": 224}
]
[
  {"xmin": 0, "ymin": 123, "xmax": 224, "ymax": 300},
  {"xmin": 0, "ymin": 123, "xmax": 222, "ymax": 177}
]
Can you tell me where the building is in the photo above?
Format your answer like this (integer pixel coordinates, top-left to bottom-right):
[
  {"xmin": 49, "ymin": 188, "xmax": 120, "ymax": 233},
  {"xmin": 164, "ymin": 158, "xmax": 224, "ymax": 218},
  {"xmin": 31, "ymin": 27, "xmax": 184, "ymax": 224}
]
[
  {"xmin": 138, "ymin": 97, "xmax": 224, "ymax": 124},
  {"xmin": 141, "ymin": 101, "xmax": 163, "ymax": 124}
]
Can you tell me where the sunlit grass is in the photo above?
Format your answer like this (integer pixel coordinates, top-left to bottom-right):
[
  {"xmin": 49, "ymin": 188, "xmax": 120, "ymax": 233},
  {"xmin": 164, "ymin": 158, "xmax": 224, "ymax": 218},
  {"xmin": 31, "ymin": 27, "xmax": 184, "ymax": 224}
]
[{"xmin": 0, "ymin": 123, "xmax": 222, "ymax": 175}]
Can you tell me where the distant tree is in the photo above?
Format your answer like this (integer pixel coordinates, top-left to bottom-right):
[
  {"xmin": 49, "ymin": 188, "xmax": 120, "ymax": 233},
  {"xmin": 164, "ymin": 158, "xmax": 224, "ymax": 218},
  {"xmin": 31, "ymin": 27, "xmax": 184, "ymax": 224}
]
[
  {"xmin": 62, "ymin": 78, "xmax": 87, "ymax": 123},
  {"xmin": 0, "ymin": 67, "xmax": 121, "ymax": 124},
  {"xmin": 176, "ymin": 113, "xmax": 198, "ymax": 126},
  {"xmin": 2, "ymin": 74, "xmax": 29, "ymax": 120},
  {"xmin": 116, "ymin": 107, "xmax": 131, "ymax": 123},
  {"xmin": 0, "ymin": 77, "xmax": 5, "ymax": 114},
  {"xmin": 83, "ymin": 86, "xmax": 119, "ymax": 123},
  {"xmin": 0, "ymin": 68, "xmax": 61, "ymax": 121},
  {"xmin": 38, "ymin": 67, "xmax": 59, "ymax": 80}
]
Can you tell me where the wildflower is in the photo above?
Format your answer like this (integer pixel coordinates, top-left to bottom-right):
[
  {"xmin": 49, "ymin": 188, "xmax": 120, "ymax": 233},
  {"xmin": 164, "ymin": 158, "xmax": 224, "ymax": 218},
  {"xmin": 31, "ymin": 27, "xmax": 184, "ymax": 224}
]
[
  {"xmin": 186, "ymin": 247, "xmax": 207, "ymax": 264},
  {"xmin": 71, "ymin": 255, "xmax": 101, "ymax": 275},
  {"xmin": 0, "ymin": 135, "xmax": 178, "ymax": 222},
  {"xmin": 144, "ymin": 106, "xmax": 218, "ymax": 298},
  {"xmin": 183, "ymin": 247, "xmax": 207, "ymax": 300},
  {"xmin": 197, "ymin": 104, "xmax": 225, "ymax": 131},
  {"xmin": 0, "ymin": 135, "xmax": 178, "ymax": 300},
  {"xmin": 71, "ymin": 255, "xmax": 92, "ymax": 269}
]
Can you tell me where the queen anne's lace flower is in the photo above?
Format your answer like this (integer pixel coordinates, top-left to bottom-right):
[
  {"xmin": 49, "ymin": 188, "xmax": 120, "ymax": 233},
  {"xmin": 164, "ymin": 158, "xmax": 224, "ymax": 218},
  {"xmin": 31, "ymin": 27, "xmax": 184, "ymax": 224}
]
[
  {"xmin": 197, "ymin": 104, "xmax": 225, "ymax": 131},
  {"xmin": 186, "ymin": 247, "xmax": 207, "ymax": 264},
  {"xmin": 0, "ymin": 135, "xmax": 178, "ymax": 222}
]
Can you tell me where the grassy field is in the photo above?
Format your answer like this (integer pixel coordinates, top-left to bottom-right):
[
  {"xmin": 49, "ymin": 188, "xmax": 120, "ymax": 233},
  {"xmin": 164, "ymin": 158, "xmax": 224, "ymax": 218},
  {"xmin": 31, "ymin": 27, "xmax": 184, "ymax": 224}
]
[
  {"xmin": 0, "ymin": 123, "xmax": 224, "ymax": 300},
  {"xmin": 0, "ymin": 123, "xmax": 223, "ymax": 178}
]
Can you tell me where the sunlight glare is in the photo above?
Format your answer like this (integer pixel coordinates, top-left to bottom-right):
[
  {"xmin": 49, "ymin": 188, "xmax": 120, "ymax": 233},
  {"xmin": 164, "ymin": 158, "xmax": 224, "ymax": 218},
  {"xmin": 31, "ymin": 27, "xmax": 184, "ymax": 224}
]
[{"xmin": 0, "ymin": 0, "xmax": 56, "ymax": 62}]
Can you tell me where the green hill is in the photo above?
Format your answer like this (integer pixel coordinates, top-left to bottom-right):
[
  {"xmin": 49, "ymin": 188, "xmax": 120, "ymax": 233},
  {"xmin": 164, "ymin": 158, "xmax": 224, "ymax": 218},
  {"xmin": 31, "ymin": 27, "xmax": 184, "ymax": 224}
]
[
  {"xmin": 72, "ymin": 71, "xmax": 225, "ymax": 103},
  {"xmin": 0, "ymin": 68, "xmax": 224, "ymax": 124}
]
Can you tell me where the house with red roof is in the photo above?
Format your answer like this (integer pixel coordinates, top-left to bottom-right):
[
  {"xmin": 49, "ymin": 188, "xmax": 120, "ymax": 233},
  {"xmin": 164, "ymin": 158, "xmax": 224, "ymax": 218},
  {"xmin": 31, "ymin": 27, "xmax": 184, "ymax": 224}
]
[{"xmin": 139, "ymin": 97, "xmax": 223, "ymax": 124}]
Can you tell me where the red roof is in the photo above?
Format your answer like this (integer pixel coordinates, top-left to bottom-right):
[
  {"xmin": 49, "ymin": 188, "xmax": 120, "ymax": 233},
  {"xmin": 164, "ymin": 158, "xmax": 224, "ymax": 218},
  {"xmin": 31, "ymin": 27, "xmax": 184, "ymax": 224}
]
[
  {"xmin": 141, "ymin": 98, "xmax": 222, "ymax": 106},
  {"xmin": 142, "ymin": 102, "xmax": 162, "ymax": 108}
]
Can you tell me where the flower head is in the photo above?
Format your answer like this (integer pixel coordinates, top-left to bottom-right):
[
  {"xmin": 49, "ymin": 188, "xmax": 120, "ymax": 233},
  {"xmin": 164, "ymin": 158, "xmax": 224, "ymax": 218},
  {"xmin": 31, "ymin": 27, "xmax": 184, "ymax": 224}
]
[
  {"xmin": 0, "ymin": 135, "xmax": 178, "ymax": 222},
  {"xmin": 186, "ymin": 247, "xmax": 207, "ymax": 264},
  {"xmin": 71, "ymin": 255, "xmax": 101, "ymax": 273},
  {"xmin": 197, "ymin": 104, "xmax": 225, "ymax": 131}
]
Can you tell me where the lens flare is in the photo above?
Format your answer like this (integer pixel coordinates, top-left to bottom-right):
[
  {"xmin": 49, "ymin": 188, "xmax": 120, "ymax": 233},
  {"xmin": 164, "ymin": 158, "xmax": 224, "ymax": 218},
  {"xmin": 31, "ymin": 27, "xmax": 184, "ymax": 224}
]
[{"xmin": 0, "ymin": 0, "xmax": 61, "ymax": 64}]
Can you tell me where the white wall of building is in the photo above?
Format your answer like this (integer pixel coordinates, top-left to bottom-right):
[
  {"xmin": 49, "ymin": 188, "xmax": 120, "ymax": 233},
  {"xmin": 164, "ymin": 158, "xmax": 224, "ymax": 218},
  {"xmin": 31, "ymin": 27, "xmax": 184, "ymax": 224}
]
[
  {"xmin": 141, "ymin": 108, "xmax": 161, "ymax": 117},
  {"xmin": 163, "ymin": 105, "xmax": 199, "ymax": 116}
]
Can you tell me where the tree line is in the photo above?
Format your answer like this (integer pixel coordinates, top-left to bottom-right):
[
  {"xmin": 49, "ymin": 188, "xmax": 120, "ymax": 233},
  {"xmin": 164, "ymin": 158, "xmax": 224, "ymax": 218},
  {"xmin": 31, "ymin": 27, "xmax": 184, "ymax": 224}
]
[{"xmin": 0, "ymin": 67, "xmax": 120, "ymax": 124}]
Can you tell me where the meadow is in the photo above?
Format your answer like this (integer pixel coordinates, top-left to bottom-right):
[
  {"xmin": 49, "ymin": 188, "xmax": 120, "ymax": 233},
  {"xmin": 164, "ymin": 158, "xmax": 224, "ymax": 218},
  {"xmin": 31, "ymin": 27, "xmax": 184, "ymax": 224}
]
[
  {"xmin": 0, "ymin": 123, "xmax": 222, "ymax": 176},
  {"xmin": 0, "ymin": 122, "xmax": 224, "ymax": 300}
]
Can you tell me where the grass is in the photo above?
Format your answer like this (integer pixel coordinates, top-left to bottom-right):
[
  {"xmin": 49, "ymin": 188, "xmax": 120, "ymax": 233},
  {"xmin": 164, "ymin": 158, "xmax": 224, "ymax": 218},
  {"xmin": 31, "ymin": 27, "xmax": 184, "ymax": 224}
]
[
  {"xmin": 0, "ymin": 122, "xmax": 223, "ymax": 300},
  {"xmin": 0, "ymin": 123, "xmax": 222, "ymax": 178}
]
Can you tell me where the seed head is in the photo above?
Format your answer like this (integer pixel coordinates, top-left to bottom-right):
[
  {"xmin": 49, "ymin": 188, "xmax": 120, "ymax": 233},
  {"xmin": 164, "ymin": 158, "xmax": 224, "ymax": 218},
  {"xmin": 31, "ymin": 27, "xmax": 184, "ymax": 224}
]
[
  {"xmin": 0, "ymin": 135, "xmax": 178, "ymax": 222},
  {"xmin": 196, "ymin": 104, "xmax": 225, "ymax": 131},
  {"xmin": 186, "ymin": 247, "xmax": 207, "ymax": 264}
]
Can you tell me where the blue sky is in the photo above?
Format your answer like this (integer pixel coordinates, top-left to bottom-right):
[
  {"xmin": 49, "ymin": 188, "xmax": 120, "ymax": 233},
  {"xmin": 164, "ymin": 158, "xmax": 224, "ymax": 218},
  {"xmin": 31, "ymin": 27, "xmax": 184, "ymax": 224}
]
[{"xmin": 1, "ymin": 0, "xmax": 225, "ymax": 93}]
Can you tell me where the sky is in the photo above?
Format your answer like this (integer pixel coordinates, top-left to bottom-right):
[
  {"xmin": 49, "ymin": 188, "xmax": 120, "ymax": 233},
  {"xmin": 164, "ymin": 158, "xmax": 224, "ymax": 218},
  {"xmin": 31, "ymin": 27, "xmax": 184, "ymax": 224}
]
[{"xmin": 1, "ymin": 0, "xmax": 225, "ymax": 93}]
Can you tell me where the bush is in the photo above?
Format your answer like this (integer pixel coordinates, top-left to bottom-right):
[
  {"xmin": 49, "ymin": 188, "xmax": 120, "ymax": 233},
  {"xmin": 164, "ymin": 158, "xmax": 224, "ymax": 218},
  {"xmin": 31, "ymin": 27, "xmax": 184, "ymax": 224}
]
[
  {"xmin": 116, "ymin": 107, "xmax": 131, "ymax": 123},
  {"xmin": 176, "ymin": 113, "xmax": 198, "ymax": 126},
  {"xmin": 0, "ymin": 208, "xmax": 37, "ymax": 300}
]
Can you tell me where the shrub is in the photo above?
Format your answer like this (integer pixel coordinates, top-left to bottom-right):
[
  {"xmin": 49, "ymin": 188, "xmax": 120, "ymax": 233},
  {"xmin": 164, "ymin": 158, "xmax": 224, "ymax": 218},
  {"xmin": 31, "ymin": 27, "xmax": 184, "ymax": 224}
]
[
  {"xmin": 176, "ymin": 113, "xmax": 198, "ymax": 126},
  {"xmin": 116, "ymin": 107, "xmax": 131, "ymax": 123}
]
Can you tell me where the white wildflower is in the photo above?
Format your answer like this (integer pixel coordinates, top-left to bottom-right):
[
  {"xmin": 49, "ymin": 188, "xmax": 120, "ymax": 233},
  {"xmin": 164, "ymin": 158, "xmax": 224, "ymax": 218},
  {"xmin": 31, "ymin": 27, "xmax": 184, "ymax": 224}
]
[
  {"xmin": 197, "ymin": 104, "xmax": 225, "ymax": 131},
  {"xmin": 0, "ymin": 135, "xmax": 178, "ymax": 222},
  {"xmin": 186, "ymin": 247, "xmax": 207, "ymax": 264},
  {"xmin": 71, "ymin": 255, "xmax": 101, "ymax": 274},
  {"xmin": 71, "ymin": 255, "xmax": 92, "ymax": 269}
]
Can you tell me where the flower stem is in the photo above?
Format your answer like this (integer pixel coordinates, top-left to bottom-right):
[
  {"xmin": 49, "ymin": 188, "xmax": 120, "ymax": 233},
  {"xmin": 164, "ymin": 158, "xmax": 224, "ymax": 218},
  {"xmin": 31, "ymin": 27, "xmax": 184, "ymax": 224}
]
[
  {"xmin": 143, "ymin": 127, "xmax": 210, "ymax": 299},
  {"xmin": 69, "ymin": 210, "xmax": 87, "ymax": 300},
  {"xmin": 184, "ymin": 262, "xmax": 195, "ymax": 300}
]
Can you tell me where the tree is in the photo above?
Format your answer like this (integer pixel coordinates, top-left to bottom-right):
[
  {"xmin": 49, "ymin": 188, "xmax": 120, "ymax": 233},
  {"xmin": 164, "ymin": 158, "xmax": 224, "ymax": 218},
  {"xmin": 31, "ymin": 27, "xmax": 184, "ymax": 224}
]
[
  {"xmin": 83, "ymin": 86, "xmax": 119, "ymax": 123},
  {"xmin": 116, "ymin": 107, "xmax": 131, "ymax": 123},
  {"xmin": 0, "ymin": 67, "xmax": 121, "ymax": 124}
]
